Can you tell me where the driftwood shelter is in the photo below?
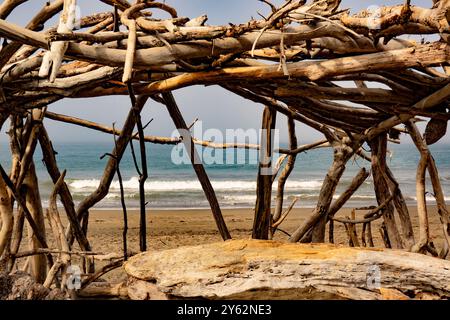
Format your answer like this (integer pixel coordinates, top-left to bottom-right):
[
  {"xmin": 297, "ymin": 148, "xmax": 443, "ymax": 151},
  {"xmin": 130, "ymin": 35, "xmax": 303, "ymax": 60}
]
[{"xmin": 0, "ymin": 0, "xmax": 450, "ymax": 299}]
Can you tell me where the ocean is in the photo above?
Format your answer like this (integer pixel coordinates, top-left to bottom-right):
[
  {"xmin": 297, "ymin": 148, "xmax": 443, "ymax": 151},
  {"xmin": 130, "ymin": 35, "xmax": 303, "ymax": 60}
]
[{"xmin": 1, "ymin": 141, "xmax": 450, "ymax": 210}]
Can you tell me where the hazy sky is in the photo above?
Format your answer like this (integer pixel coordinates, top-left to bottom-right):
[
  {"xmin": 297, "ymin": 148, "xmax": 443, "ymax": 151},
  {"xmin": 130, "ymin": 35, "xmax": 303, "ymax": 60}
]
[{"xmin": 0, "ymin": 0, "xmax": 438, "ymax": 144}]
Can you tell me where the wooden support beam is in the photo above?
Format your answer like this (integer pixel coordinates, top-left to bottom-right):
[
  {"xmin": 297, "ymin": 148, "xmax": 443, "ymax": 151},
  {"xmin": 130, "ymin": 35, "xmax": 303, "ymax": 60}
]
[
  {"xmin": 407, "ymin": 120, "xmax": 447, "ymax": 256},
  {"xmin": 253, "ymin": 106, "xmax": 277, "ymax": 240},
  {"xmin": 162, "ymin": 92, "xmax": 231, "ymax": 241},
  {"xmin": 0, "ymin": 170, "xmax": 13, "ymax": 258},
  {"xmin": 369, "ymin": 135, "xmax": 404, "ymax": 249},
  {"xmin": 384, "ymin": 167, "xmax": 416, "ymax": 250}
]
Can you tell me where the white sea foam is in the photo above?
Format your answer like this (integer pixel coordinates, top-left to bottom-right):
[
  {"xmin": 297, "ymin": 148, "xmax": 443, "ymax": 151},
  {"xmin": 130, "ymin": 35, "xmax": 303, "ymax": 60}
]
[
  {"xmin": 411, "ymin": 196, "xmax": 450, "ymax": 202},
  {"xmin": 68, "ymin": 178, "xmax": 324, "ymax": 192},
  {"xmin": 222, "ymin": 195, "xmax": 256, "ymax": 202},
  {"xmin": 70, "ymin": 178, "xmax": 450, "ymax": 206}
]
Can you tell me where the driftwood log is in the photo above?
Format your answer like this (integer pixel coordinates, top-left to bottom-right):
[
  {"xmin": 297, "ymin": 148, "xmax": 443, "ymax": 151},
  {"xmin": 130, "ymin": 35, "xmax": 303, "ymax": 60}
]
[
  {"xmin": 124, "ymin": 240, "xmax": 450, "ymax": 300},
  {"xmin": 0, "ymin": 0, "xmax": 450, "ymax": 299}
]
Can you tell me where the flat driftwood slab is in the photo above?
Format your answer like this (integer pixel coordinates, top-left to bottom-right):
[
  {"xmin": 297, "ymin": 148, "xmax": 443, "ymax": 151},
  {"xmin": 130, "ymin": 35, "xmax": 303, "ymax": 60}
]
[{"xmin": 124, "ymin": 240, "xmax": 450, "ymax": 300}]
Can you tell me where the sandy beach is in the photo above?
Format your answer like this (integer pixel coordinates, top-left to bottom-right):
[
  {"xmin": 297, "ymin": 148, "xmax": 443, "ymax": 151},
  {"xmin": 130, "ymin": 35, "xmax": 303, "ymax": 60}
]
[{"xmin": 64, "ymin": 206, "xmax": 447, "ymax": 284}]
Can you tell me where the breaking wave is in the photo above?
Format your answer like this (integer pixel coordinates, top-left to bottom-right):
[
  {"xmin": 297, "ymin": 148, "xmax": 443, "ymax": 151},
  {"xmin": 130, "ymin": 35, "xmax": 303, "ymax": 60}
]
[{"xmin": 68, "ymin": 177, "xmax": 324, "ymax": 193}]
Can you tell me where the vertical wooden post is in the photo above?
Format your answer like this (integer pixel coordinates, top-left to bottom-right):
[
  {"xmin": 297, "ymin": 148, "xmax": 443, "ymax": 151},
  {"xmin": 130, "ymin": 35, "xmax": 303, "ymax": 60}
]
[
  {"xmin": 24, "ymin": 162, "xmax": 47, "ymax": 283},
  {"xmin": 162, "ymin": 92, "xmax": 231, "ymax": 241},
  {"xmin": 7, "ymin": 116, "xmax": 23, "ymax": 271},
  {"xmin": 407, "ymin": 120, "xmax": 447, "ymax": 256},
  {"xmin": 0, "ymin": 170, "xmax": 13, "ymax": 257},
  {"xmin": 126, "ymin": 85, "xmax": 149, "ymax": 253},
  {"xmin": 427, "ymin": 155, "xmax": 450, "ymax": 258},
  {"xmin": 369, "ymin": 135, "xmax": 403, "ymax": 249},
  {"xmin": 328, "ymin": 220, "xmax": 334, "ymax": 244},
  {"xmin": 131, "ymin": 95, "xmax": 149, "ymax": 252},
  {"xmin": 385, "ymin": 167, "xmax": 415, "ymax": 250},
  {"xmin": 367, "ymin": 223, "xmax": 374, "ymax": 247},
  {"xmin": 253, "ymin": 106, "xmax": 277, "ymax": 240}
]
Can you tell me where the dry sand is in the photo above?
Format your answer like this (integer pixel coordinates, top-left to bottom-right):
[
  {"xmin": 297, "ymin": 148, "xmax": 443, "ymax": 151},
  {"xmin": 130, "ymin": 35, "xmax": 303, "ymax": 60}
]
[{"xmin": 74, "ymin": 206, "xmax": 447, "ymax": 283}]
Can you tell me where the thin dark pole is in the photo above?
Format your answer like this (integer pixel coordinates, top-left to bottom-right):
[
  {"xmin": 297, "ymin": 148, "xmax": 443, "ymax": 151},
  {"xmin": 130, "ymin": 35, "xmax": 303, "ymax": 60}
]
[{"xmin": 127, "ymin": 84, "xmax": 148, "ymax": 252}]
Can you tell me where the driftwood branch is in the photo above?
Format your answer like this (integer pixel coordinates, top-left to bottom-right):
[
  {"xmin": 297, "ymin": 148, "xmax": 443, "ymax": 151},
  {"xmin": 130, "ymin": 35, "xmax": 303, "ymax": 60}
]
[
  {"xmin": 127, "ymin": 86, "xmax": 148, "ymax": 252},
  {"xmin": 43, "ymin": 170, "xmax": 71, "ymax": 290},
  {"xmin": 273, "ymin": 117, "xmax": 297, "ymax": 225},
  {"xmin": 162, "ymin": 92, "xmax": 231, "ymax": 241},
  {"xmin": 253, "ymin": 106, "xmax": 277, "ymax": 240}
]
